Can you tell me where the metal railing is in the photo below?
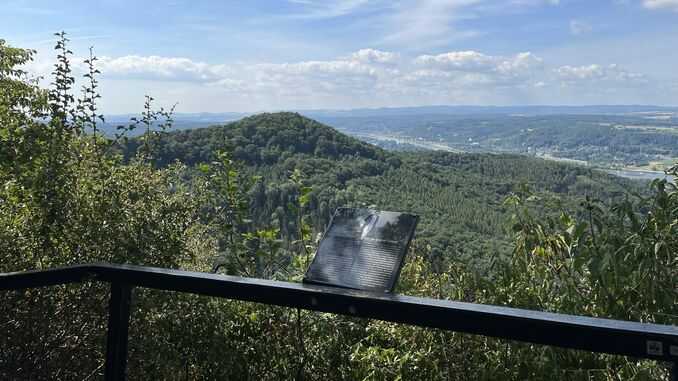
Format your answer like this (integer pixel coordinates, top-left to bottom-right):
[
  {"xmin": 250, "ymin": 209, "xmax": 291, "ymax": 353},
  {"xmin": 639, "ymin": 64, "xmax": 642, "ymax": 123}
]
[{"xmin": 2, "ymin": 263, "xmax": 677, "ymax": 380}]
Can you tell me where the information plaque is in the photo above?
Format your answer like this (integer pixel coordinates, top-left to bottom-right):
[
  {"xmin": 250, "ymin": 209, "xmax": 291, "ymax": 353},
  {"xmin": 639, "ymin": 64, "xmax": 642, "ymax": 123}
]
[{"xmin": 303, "ymin": 208, "xmax": 418, "ymax": 293}]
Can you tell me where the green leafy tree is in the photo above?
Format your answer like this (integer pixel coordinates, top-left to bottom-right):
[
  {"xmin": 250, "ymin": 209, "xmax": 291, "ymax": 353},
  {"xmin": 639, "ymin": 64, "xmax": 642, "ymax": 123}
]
[{"xmin": 0, "ymin": 34, "xmax": 216, "ymax": 379}]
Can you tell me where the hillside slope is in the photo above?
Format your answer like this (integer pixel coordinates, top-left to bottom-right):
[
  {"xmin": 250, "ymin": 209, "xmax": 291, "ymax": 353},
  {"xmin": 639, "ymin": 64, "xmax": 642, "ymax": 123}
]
[
  {"xmin": 126, "ymin": 112, "xmax": 640, "ymax": 264},
  {"xmin": 133, "ymin": 112, "xmax": 389, "ymax": 167}
]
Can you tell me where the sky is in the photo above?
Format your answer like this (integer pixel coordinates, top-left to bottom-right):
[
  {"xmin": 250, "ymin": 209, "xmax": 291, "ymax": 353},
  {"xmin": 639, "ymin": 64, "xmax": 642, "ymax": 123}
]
[{"xmin": 2, "ymin": 0, "xmax": 678, "ymax": 113}]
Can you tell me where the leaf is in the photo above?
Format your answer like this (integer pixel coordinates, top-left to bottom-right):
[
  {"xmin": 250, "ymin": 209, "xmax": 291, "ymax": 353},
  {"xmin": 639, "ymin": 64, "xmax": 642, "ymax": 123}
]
[
  {"xmin": 654, "ymin": 241, "xmax": 663, "ymax": 256},
  {"xmin": 197, "ymin": 163, "xmax": 210, "ymax": 174}
]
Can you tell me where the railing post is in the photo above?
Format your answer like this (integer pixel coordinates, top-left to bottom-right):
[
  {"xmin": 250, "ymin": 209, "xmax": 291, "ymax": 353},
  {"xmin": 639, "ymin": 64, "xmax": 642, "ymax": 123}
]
[
  {"xmin": 105, "ymin": 282, "xmax": 132, "ymax": 381},
  {"xmin": 671, "ymin": 362, "xmax": 677, "ymax": 381}
]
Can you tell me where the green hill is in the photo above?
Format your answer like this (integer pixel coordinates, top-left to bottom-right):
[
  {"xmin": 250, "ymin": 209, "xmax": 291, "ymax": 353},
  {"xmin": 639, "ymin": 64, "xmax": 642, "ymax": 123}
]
[
  {"xmin": 125, "ymin": 112, "xmax": 640, "ymax": 265},
  {"xmin": 130, "ymin": 112, "xmax": 388, "ymax": 167}
]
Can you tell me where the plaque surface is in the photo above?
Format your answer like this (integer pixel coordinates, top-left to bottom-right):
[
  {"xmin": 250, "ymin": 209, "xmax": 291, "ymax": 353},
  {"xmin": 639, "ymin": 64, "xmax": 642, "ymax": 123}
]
[{"xmin": 303, "ymin": 208, "xmax": 418, "ymax": 293}]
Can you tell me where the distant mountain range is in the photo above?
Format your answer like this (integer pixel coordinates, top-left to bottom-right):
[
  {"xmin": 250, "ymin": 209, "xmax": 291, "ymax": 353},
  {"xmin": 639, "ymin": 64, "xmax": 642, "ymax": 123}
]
[
  {"xmin": 104, "ymin": 105, "xmax": 678, "ymax": 128},
  {"xmin": 101, "ymin": 112, "xmax": 246, "ymax": 136},
  {"xmin": 103, "ymin": 111, "xmax": 246, "ymax": 127},
  {"xmin": 301, "ymin": 105, "xmax": 678, "ymax": 118}
]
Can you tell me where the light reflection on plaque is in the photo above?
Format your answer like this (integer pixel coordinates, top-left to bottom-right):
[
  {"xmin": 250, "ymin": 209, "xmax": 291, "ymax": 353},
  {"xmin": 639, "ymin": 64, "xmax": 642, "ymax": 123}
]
[{"xmin": 303, "ymin": 208, "xmax": 419, "ymax": 293}]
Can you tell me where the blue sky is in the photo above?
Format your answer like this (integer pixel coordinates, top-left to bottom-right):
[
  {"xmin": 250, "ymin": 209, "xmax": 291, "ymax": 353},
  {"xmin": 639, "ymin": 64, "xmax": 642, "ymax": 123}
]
[{"xmin": 3, "ymin": 0, "xmax": 678, "ymax": 113}]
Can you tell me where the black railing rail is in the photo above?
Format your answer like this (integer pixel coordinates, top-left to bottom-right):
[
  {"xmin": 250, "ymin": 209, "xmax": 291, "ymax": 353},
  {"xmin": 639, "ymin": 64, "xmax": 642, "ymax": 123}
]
[{"xmin": 2, "ymin": 263, "xmax": 677, "ymax": 380}]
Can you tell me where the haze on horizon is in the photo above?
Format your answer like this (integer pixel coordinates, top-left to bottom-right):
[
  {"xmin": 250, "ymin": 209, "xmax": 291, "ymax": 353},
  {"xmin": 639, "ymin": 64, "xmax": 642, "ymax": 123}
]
[{"xmin": 3, "ymin": 0, "xmax": 678, "ymax": 114}]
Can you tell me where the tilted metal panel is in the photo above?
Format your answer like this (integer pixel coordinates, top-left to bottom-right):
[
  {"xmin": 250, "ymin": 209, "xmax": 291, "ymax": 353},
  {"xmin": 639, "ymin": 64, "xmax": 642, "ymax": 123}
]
[{"xmin": 303, "ymin": 208, "xmax": 418, "ymax": 292}]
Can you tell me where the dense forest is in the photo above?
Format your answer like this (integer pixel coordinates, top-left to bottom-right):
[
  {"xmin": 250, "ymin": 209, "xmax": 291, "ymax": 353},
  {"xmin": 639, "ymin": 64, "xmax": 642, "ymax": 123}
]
[
  {"xmin": 128, "ymin": 112, "xmax": 644, "ymax": 268},
  {"xmin": 1, "ymin": 36, "xmax": 677, "ymax": 380}
]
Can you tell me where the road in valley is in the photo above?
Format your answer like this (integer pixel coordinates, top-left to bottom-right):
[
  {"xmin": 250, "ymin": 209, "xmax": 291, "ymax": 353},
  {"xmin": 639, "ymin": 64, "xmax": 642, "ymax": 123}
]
[{"xmin": 353, "ymin": 132, "xmax": 465, "ymax": 153}]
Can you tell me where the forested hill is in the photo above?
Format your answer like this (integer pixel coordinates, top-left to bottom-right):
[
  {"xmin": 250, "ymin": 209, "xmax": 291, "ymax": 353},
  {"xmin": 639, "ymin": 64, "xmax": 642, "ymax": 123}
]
[
  {"xmin": 129, "ymin": 112, "xmax": 389, "ymax": 167},
  {"xmin": 126, "ymin": 112, "xmax": 640, "ymax": 264}
]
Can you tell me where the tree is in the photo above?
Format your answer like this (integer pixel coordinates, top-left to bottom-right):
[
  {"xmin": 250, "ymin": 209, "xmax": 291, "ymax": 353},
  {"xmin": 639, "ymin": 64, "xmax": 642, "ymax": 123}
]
[{"xmin": 0, "ymin": 34, "xmax": 217, "ymax": 379}]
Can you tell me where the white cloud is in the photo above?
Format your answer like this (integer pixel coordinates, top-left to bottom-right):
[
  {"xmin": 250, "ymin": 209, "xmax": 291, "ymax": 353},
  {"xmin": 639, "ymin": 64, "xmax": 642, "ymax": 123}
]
[
  {"xmin": 415, "ymin": 51, "xmax": 543, "ymax": 78},
  {"xmin": 23, "ymin": 46, "xmax": 664, "ymax": 112},
  {"xmin": 643, "ymin": 0, "xmax": 678, "ymax": 11},
  {"xmin": 241, "ymin": 50, "xmax": 403, "ymax": 99},
  {"xmin": 350, "ymin": 48, "xmax": 399, "ymax": 64},
  {"xmin": 381, "ymin": 0, "xmax": 483, "ymax": 48},
  {"xmin": 285, "ymin": 0, "xmax": 371, "ymax": 19},
  {"xmin": 262, "ymin": 60, "xmax": 376, "ymax": 77},
  {"xmin": 391, "ymin": 51, "xmax": 547, "ymax": 105},
  {"xmin": 555, "ymin": 64, "xmax": 646, "ymax": 83},
  {"xmin": 415, "ymin": 51, "xmax": 497, "ymax": 71},
  {"xmin": 207, "ymin": 78, "xmax": 248, "ymax": 93},
  {"xmin": 280, "ymin": 0, "xmax": 565, "ymax": 51},
  {"xmin": 508, "ymin": 0, "xmax": 560, "ymax": 6},
  {"xmin": 94, "ymin": 55, "xmax": 227, "ymax": 82},
  {"xmin": 569, "ymin": 20, "xmax": 592, "ymax": 35},
  {"xmin": 496, "ymin": 52, "xmax": 543, "ymax": 75}
]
